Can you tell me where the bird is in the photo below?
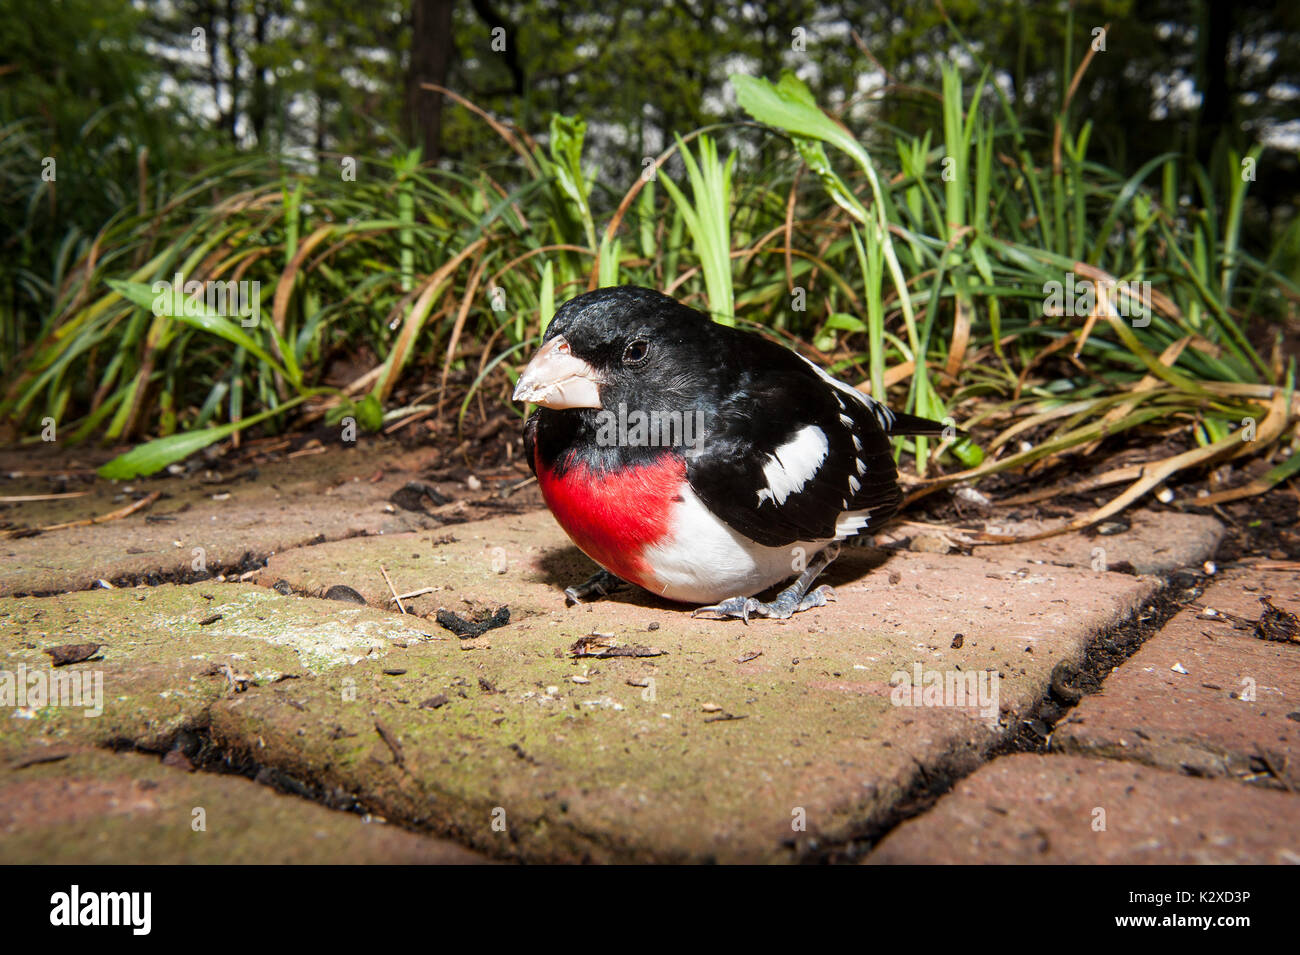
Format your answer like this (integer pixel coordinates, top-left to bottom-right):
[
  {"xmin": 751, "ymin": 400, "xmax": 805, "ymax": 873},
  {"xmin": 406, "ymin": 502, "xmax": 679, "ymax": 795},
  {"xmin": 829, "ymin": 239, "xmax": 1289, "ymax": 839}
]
[{"xmin": 513, "ymin": 285, "xmax": 946, "ymax": 621}]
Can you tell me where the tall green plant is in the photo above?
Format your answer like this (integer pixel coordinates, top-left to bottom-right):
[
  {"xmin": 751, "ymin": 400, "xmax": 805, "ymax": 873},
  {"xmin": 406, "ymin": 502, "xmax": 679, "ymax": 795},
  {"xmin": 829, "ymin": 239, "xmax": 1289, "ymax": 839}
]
[
  {"xmin": 732, "ymin": 71, "xmax": 945, "ymax": 469},
  {"xmin": 658, "ymin": 133, "xmax": 736, "ymax": 324}
]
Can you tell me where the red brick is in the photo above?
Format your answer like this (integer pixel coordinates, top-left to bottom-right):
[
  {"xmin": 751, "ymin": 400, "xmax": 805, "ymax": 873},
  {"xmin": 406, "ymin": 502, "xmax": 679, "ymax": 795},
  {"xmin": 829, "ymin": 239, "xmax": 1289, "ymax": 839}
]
[
  {"xmin": 1053, "ymin": 563, "xmax": 1300, "ymax": 787},
  {"xmin": 868, "ymin": 753, "xmax": 1300, "ymax": 864}
]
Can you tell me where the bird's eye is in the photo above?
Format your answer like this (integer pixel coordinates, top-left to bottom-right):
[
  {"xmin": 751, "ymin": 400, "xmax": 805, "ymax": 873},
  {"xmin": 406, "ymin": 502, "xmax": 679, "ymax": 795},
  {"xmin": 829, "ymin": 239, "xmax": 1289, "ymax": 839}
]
[{"xmin": 622, "ymin": 339, "xmax": 650, "ymax": 365}]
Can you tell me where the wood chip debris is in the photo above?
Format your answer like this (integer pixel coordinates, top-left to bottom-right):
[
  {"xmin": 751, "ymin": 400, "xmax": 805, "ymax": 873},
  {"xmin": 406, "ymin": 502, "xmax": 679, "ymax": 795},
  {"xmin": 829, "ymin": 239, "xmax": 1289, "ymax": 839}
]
[
  {"xmin": 389, "ymin": 480, "xmax": 451, "ymax": 511},
  {"xmin": 0, "ymin": 492, "xmax": 91, "ymax": 503},
  {"xmin": 436, "ymin": 606, "xmax": 510, "ymax": 638},
  {"xmin": 324, "ymin": 584, "xmax": 367, "ymax": 605},
  {"xmin": 1255, "ymin": 596, "xmax": 1299, "ymax": 644},
  {"xmin": 569, "ymin": 633, "xmax": 666, "ymax": 659},
  {"xmin": 43, "ymin": 644, "xmax": 104, "ymax": 667},
  {"xmin": 11, "ymin": 751, "xmax": 72, "ymax": 770},
  {"xmin": 205, "ymin": 662, "xmax": 254, "ymax": 693},
  {"xmin": 375, "ymin": 720, "xmax": 405, "ymax": 767},
  {"xmin": 1194, "ymin": 595, "xmax": 1299, "ymax": 644}
]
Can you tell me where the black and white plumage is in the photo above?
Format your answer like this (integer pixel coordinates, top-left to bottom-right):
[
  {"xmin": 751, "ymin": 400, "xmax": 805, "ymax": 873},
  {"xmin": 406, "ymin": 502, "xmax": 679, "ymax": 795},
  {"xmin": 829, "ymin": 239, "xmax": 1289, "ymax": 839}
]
[{"xmin": 514, "ymin": 285, "xmax": 945, "ymax": 620}]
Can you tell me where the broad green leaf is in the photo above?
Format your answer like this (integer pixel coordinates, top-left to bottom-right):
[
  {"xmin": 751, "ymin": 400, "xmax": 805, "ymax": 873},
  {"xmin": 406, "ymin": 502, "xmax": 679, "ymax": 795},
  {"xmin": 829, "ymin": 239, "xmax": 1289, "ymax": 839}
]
[
  {"xmin": 107, "ymin": 279, "xmax": 293, "ymax": 383},
  {"xmin": 951, "ymin": 437, "xmax": 985, "ymax": 468},
  {"xmin": 825, "ymin": 312, "xmax": 868, "ymax": 332},
  {"xmin": 97, "ymin": 397, "xmax": 307, "ymax": 480},
  {"xmin": 731, "ymin": 72, "xmax": 864, "ymax": 165}
]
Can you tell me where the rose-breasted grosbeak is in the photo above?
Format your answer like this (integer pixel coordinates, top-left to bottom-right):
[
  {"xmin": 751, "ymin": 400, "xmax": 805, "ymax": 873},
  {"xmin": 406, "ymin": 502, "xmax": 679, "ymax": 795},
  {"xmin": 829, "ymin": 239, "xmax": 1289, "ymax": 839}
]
[{"xmin": 514, "ymin": 286, "xmax": 945, "ymax": 621}]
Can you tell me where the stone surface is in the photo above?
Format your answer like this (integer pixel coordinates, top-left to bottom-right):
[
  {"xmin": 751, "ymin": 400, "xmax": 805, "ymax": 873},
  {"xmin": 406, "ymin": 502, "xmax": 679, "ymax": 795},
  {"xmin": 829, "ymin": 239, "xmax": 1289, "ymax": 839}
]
[
  {"xmin": 1053, "ymin": 562, "xmax": 1300, "ymax": 788},
  {"xmin": 4, "ymin": 513, "xmax": 1158, "ymax": 862},
  {"xmin": 0, "ymin": 747, "xmax": 486, "ymax": 863},
  {"xmin": 0, "ymin": 511, "xmax": 1157, "ymax": 862},
  {"xmin": 880, "ymin": 509, "xmax": 1223, "ymax": 575},
  {"xmin": 3, "ymin": 440, "xmax": 1249, "ymax": 864},
  {"xmin": 252, "ymin": 508, "xmax": 592, "ymax": 619},
  {"xmin": 866, "ymin": 753, "xmax": 1300, "ymax": 864},
  {"xmin": 0, "ymin": 439, "xmax": 540, "ymax": 597},
  {"xmin": 0, "ymin": 583, "xmax": 444, "ymax": 763}
]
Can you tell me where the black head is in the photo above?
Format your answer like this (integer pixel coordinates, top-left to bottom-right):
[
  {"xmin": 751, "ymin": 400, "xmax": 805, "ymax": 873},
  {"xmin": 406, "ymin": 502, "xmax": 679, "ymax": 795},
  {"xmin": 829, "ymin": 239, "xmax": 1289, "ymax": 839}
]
[{"xmin": 513, "ymin": 285, "xmax": 717, "ymax": 413}]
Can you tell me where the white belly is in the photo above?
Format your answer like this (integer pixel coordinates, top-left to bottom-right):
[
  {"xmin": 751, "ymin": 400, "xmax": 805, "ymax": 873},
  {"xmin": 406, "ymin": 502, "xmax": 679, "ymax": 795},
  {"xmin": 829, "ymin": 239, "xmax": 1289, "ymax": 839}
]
[{"xmin": 639, "ymin": 486, "xmax": 828, "ymax": 603}]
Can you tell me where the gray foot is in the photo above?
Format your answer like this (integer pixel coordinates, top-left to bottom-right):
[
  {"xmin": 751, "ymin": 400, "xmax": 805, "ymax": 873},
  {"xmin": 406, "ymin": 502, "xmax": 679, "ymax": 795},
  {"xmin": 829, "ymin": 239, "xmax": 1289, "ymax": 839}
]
[
  {"xmin": 564, "ymin": 569, "xmax": 624, "ymax": 606},
  {"xmin": 691, "ymin": 543, "xmax": 841, "ymax": 623},
  {"xmin": 691, "ymin": 584, "xmax": 835, "ymax": 623}
]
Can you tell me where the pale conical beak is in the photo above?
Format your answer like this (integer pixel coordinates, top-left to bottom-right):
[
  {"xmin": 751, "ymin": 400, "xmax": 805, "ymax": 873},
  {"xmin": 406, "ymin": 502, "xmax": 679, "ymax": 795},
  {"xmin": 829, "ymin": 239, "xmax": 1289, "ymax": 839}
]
[{"xmin": 512, "ymin": 335, "xmax": 604, "ymax": 409}]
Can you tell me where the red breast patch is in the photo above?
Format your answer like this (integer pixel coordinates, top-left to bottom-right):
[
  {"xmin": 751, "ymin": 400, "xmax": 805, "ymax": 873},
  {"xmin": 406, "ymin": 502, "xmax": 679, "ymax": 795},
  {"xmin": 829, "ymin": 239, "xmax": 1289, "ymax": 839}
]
[{"xmin": 534, "ymin": 448, "xmax": 685, "ymax": 591}]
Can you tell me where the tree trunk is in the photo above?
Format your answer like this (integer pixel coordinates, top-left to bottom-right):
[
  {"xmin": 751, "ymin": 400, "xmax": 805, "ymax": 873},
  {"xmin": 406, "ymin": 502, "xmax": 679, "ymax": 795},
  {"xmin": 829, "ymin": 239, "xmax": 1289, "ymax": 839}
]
[
  {"xmin": 249, "ymin": 0, "xmax": 270, "ymax": 147},
  {"xmin": 1197, "ymin": 1, "xmax": 1233, "ymax": 166},
  {"xmin": 408, "ymin": 0, "xmax": 456, "ymax": 162}
]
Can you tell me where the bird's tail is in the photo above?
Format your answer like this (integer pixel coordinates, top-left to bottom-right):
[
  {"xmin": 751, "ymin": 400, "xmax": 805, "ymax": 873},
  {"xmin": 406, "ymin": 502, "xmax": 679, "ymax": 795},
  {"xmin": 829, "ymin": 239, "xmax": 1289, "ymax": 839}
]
[{"xmin": 885, "ymin": 410, "xmax": 951, "ymax": 436}]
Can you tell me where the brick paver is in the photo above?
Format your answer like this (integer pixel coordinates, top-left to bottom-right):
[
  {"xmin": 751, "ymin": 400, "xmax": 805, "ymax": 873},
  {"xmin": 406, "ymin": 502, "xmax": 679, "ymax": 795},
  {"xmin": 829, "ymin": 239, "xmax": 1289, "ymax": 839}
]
[
  {"xmin": 1053, "ymin": 563, "xmax": 1299, "ymax": 788},
  {"xmin": 4, "ymin": 443, "xmax": 1249, "ymax": 864},
  {"xmin": 867, "ymin": 752, "xmax": 1300, "ymax": 864},
  {"xmin": 869, "ymin": 560, "xmax": 1299, "ymax": 866},
  {"xmin": 0, "ymin": 748, "xmax": 487, "ymax": 863},
  {"xmin": 979, "ymin": 510, "xmax": 1224, "ymax": 575},
  {"xmin": 0, "ymin": 439, "xmax": 509, "ymax": 596},
  {"xmin": 877, "ymin": 509, "xmax": 1223, "ymax": 575},
  {"xmin": 3, "ymin": 514, "xmax": 1170, "ymax": 862}
]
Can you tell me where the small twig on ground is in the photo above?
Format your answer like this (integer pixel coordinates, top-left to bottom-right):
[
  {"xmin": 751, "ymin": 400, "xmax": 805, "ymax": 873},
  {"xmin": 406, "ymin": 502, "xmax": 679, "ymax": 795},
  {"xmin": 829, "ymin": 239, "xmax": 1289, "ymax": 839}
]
[
  {"xmin": 374, "ymin": 720, "xmax": 406, "ymax": 768},
  {"xmin": 390, "ymin": 585, "xmax": 438, "ymax": 603},
  {"xmin": 1254, "ymin": 748, "xmax": 1296, "ymax": 794},
  {"xmin": 499, "ymin": 476, "xmax": 536, "ymax": 499},
  {"xmin": 0, "ymin": 491, "xmax": 161, "ymax": 539},
  {"xmin": 379, "ymin": 564, "xmax": 405, "ymax": 614}
]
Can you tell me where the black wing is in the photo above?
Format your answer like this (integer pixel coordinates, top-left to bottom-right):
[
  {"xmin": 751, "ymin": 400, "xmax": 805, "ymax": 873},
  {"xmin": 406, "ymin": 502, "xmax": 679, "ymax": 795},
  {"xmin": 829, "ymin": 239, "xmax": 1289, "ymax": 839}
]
[{"xmin": 685, "ymin": 333, "xmax": 907, "ymax": 548}]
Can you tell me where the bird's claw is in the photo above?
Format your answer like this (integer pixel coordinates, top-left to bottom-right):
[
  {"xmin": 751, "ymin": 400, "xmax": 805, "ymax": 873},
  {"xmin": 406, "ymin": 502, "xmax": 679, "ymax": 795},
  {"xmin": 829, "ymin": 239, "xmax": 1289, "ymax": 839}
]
[
  {"xmin": 691, "ymin": 596, "xmax": 763, "ymax": 624},
  {"xmin": 798, "ymin": 584, "xmax": 836, "ymax": 612},
  {"xmin": 691, "ymin": 585, "xmax": 835, "ymax": 623},
  {"xmin": 563, "ymin": 569, "xmax": 623, "ymax": 606}
]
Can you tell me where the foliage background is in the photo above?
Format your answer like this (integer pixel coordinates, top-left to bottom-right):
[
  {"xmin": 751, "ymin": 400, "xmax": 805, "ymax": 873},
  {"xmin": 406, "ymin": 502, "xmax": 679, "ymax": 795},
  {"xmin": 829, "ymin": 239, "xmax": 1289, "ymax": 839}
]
[{"xmin": 0, "ymin": 0, "xmax": 1296, "ymax": 510}]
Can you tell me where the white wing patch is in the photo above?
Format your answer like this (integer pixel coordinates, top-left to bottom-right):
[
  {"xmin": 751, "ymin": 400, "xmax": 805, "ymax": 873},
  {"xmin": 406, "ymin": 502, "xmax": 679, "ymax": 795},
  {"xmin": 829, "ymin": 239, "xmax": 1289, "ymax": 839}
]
[
  {"xmin": 834, "ymin": 509, "xmax": 874, "ymax": 538},
  {"xmin": 756, "ymin": 425, "xmax": 828, "ymax": 507}
]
